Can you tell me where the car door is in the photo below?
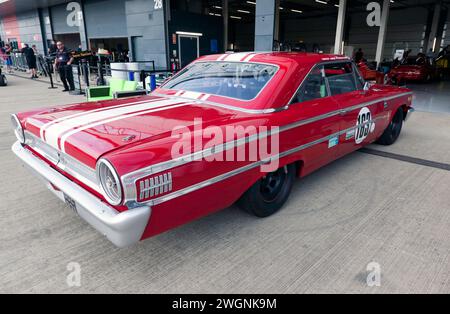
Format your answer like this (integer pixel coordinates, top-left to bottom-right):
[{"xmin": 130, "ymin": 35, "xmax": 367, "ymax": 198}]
[
  {"xmin": 324, "ymin": 62, "xmax": 384, "ymax": 157},
  {"xmin": 287, "ymin": 64, "xmax": 341, "ymax": 172}
]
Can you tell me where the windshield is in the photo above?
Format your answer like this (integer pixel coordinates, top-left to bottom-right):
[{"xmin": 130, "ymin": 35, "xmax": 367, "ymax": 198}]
[{"xmin": 162, "ymin": 62, "xmax": 278, "ymax": 101}]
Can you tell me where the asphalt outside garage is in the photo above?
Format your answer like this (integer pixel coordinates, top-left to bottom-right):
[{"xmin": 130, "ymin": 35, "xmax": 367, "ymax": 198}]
[{"xmin": 0, "ymin": 74, "xmax": 449, "ymax": 294}]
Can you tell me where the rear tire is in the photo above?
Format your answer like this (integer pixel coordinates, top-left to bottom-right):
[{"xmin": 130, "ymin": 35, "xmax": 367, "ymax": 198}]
[
  {"xmin": 376, "ymin": 107, "xmax": 404, "ymax": 145},
  {"xmin": 238, "ymin": 164, "xmax": 295, "ymax": 217}
]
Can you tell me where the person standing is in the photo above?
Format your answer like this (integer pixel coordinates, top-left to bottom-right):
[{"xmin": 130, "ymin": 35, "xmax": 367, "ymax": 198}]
[
  {"xmin": 48, "ymin": 40, "xmax": 57, "ymax": 56},
  {"xmin": 21, "ymin": 44, "xmax": 38, "ymax": 79},
  {"xmin": 355, "ymin": 48, "xmax": 364, "ymax": 63},
  {"xmin": 3, "ymin": 44, "xmax": 13, "ymax": 73},
  {"xmin": 54, "ymin": 41, "xmax": 75, "ymax": 92}
]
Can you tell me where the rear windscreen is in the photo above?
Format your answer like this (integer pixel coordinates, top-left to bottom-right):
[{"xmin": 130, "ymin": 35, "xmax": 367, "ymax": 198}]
[{"xmin": 163, "ymin": 62, "xmax": 278, "ymax": 101}]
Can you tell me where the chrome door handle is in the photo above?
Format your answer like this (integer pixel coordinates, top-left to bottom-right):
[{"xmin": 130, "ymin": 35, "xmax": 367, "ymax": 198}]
[{"xmin": 340, "ymin": 109, "xmax": 349, "ymax": 115}]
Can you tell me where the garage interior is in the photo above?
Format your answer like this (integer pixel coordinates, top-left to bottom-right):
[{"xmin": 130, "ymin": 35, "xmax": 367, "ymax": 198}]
[{"xmin": 0, "ymin": 0, "xmax": 450, "ymax": 294}]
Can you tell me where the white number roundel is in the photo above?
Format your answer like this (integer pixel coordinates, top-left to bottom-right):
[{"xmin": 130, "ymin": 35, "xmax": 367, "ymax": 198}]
[{"xmin": 355, "ymin": 107, "xmax": 375, "ymax": 144}]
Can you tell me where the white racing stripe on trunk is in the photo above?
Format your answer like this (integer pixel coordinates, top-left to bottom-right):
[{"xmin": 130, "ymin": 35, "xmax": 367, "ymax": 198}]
[
  {"xmin": 60, "ymin": 102, "xmax": 187, "ymax": 153},
  {"xmin": 45, "ymin": 99, "xmax": 177, "ymax": 149},
  {"xmin": 39, "ymin": 99, "xmax": 153, "ymax": 139}
]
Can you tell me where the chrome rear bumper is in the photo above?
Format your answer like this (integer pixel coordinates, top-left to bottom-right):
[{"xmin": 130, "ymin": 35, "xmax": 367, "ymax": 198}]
[{"xmin": 12, "ymin": 142, "xmax": 151, "ymax": 248}]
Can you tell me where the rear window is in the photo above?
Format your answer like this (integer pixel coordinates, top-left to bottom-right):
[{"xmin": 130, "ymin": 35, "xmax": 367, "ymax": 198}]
[{"xmin": 162, "ymin": 62, "xmax": 278, "ymax": 101}]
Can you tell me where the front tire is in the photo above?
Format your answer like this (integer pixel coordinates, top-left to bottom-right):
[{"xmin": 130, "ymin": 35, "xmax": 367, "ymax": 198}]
[
  {"xmin": 376, "ymin": 107, "xmax": 404, "ymax": 145},
  {"xmin": 238, "ymin": 164, "xmax": 295, "ymax": 217}
]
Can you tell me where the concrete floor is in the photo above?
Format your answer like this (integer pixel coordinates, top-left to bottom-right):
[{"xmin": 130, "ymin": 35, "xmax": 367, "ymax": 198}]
[{"xmin": 0, "ymin": 75, "xmax": 449, "ymax": 294}]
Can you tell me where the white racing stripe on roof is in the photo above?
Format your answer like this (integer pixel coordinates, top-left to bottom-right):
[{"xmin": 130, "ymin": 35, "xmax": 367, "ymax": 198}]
[
  {"xmin": 224, "ymin": 52, "xmax": 253, "ymax": 62},
  {"xmin": 182, "ymin": 91, "xmax": 203, "ymax": 99},
  {"xmin": 217, "ymin": 54, "xmax": 228, "ymax": 61},
  {"xmin": 44, "ymin": 98, "xmax": 177, "ymax": 150},
  {"xmin": 60, "ymin": 101, "xmax": 187, "ymax": 153},
  {"xmin": 243, "ymin": 53, "xmax": 258, "ymax": 62}
]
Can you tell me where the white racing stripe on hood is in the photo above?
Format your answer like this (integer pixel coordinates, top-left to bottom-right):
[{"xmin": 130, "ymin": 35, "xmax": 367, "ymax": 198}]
[
  {"xmin": 60, "ymin": 102, "xmax": 188, "ymax": 153},
  {"xmin": 44, "ymin": 98, "xmax": 177, "ymax": 149},
  {"xmin": 40, "ymin": 99, "xmax": 152, "ymax": 140}
]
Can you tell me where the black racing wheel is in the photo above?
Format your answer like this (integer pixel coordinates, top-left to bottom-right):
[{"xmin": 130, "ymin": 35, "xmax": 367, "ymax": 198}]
[
  {"xmin": 376, "ymin": 107, "xmax": 404, "ymax": 145},
  {"xmin": 238, "ymin": 164, "xmax": 295, "ymax": 217}
]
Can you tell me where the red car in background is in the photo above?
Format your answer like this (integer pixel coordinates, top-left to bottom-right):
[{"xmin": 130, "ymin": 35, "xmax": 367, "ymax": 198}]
[
  {"xmin": 357, "ymin": 61, "xmax": 386, "ymax": 84},
  {"xmin": 388, "ymin": 56, "xmax": 436, "ymax": 84},
  {"xmin": 11, "ymin": 52, "xmax": 414, "ymax": 247}
]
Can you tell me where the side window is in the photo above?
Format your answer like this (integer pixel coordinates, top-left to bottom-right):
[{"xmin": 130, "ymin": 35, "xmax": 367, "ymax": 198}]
[
  {"xmin": 325, "ymin": 62, "xmax": 357, "ymax": 96},
  {"xmin": 292, "ymin": 65, "xmax": 328, "ymax": 103}
]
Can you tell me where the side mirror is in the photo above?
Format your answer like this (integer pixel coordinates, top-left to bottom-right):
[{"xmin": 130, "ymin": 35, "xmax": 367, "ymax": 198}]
[{"xmin": 363, "ymin": 81, "xmax": 371, "ymax": 91}]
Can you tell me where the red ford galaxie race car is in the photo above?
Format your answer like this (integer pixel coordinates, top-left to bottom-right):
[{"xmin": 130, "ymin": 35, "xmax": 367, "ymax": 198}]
[{"xmin": 11, "ymin": 52, "xmax": 414, "ymax": 247}]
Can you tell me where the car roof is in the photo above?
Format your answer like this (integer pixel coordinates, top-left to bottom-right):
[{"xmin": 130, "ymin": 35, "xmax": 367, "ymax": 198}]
[{"xmin": 197, "ymin": 51, "xmax": 351, "ymax": 66}]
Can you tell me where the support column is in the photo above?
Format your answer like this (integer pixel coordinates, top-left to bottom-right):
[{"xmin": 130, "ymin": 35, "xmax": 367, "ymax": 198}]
[
  {"xmin": 427, "ymin": 3, "xmax": 441, "ymax": 52},
  {"xmin": 274, "ymin": 0, "xmax": 280, "ymax": 42},
  {"xmin": 375, "ymin": 0, "xmax": 390, "ymax": 66},
  {"xmin": 254, "ymin": 0, "xmax": 278, "ymax": 51},
  {"xmin": 334, "ymin": 0, "xmax": 347, "ymax": 54},
  {"xmin": 223, "ymin": 0, "xmax": 228, "ymax": 51}
]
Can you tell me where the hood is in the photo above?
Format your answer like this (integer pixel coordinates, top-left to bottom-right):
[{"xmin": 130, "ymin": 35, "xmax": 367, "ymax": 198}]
[{"xmin": 23, "ymin": 95, "xmax": 236, "ymax": 168}]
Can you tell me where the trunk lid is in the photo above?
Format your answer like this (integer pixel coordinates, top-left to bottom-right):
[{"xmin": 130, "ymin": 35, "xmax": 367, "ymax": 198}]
[{"xmin": 23, "ymin": 95, "xmax": 236, "ymax": 168}]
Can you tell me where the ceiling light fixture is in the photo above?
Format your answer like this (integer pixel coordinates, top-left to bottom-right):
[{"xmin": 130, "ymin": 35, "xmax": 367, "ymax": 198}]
[{"xmin": 176, "ymin": 31, "xmax": 203, "ymax": 37}]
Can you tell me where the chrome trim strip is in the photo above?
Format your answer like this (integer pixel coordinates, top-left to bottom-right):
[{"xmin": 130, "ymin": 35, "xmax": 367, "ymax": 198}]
[
  {"xmin": 24, "ymin": 131, "xmax": 99, "ymax": 192},
  {"xmin": 11, "ymin": 114, "xmax": 25, "ymax": 143},
  {"xmin": 131, "ymin": 116, "xmax": 384, "ymax": 207},
  {"xmin": 12, "ymin": 142, "xmax": 151, "ymax": 248}
]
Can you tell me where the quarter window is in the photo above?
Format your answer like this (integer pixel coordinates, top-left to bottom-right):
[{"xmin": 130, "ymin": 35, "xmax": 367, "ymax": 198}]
[
  {"xmin": 325, "ymin": 62, "xmax": 357, "ymax": 95},
  {"xmin": 291, "ymin": 66, "xmax": 328, "ymax": 103}
]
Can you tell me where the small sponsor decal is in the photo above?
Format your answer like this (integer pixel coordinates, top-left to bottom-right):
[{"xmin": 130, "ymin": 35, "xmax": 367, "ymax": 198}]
[
  {"xmin": 345, "ymin": 129, "xmax": 355, "ymax": 140},
  {"xmin": 328, "ymin": 136, "xmax": 339, "ymax": 148}
]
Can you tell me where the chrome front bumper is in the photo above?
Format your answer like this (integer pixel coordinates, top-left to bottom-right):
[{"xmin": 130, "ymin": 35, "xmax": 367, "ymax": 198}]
[
  {"xmin": 12, "ymin": 142, "xmax": 151, "ymax": 248},
  {"xmin": 405, "ymin": 107, "xmax": 415, "ymax": 122}
]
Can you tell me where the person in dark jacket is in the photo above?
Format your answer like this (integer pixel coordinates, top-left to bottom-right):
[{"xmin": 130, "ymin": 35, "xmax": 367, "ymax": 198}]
[
  {"xmin": 21, "ymin": 44, "xmax": 38, "ymax": 78},
  {"xmin": 355, "ymin": 48, "xmax": 364, "ymax": 63},
  {"xmin": 54, "ymin": 41, "xmax": 75, "ymax": 91}
]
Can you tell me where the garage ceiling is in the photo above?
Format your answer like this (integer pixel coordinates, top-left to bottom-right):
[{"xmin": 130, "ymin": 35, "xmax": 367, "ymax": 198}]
[{"xmin": 208, "ymin": 0, "xmax": 450, "ymax": 21}]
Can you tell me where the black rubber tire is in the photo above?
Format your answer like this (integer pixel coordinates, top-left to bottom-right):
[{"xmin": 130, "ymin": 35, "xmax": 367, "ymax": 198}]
[
  {"xmin": 376, "ymin": 107, "xmax": 404, "ymax": 145},
  {"xmin": 0, "ymin": 74, "xmax": 6, "ymax": 86},
  {"xmin": 237, "ymin": 164, "xmax": 295, "ymax": 218}
]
